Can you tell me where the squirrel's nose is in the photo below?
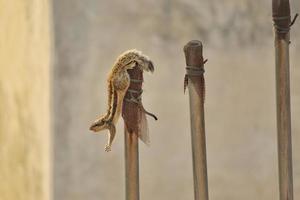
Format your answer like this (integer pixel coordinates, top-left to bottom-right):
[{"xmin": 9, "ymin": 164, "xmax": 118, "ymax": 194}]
[
  {"xmin": 89, "ymin": 123, "xmax": 98, "ymax": 131},
  {"xmin": 89, "ymin": 125, "xmax": 95, "ymax": 131}
]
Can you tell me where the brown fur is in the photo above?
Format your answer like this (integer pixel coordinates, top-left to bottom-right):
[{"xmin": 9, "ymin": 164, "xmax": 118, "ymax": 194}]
[{"xmin": 89, "ymin": 49, "xmax": 154, "ymax": 152}]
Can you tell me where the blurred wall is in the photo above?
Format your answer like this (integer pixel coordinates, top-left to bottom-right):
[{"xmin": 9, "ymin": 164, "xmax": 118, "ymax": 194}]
[
  {"xmin": 0, "ymin": 0, "xmax": 51, "ymax": 200},
  {"xmin": 52, "ymin": 0, "xmax": 300, "ymax": 200}
]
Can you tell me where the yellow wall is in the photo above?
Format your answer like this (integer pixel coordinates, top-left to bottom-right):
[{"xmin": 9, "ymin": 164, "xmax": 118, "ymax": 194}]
[{"xmin": 0, "ymin": 0, "xmax": 51, "ymax": 199}]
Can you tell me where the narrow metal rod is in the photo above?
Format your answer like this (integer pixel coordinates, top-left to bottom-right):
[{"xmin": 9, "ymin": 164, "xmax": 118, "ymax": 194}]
[
  {"xmin": 272, "ymin": 0, "xmax": 294, "ymax": 199},
  {"xmin": 184, "ymin": 40, "xmax": 209, "ymax": 200},
  {"xmin": 275, "ymin": 26, "xmax": 294, "ymax": 200},
  {"xmin": 276, "ymin": 38, "xmax": 294, "ymax": 200},
  {"xmin": 125, "ymin": 126, "xmax": 139, "ymax": 200},
  {"xmin": 123, "ymin": 64, "xmax": 143, "ymax": 200}
]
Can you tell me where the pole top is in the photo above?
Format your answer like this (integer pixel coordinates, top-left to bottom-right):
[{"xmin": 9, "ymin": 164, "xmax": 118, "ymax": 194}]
[
  {"xmin": 272, "ymin": 0, "xmax": 291, "ymax": 37},
  {"xmin": 184, "ymin": 40, "xmax": 204, "ymax": 67},
  {"xmin": 122, "ymin": 67, "xmax": 143, "ymax": 134},
  {"xmin": 272, "ymin": 0, "xmax": 290, "ymax": 18}
]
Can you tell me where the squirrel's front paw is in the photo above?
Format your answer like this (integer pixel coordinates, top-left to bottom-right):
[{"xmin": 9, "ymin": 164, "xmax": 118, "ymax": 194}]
[{"xmin": 105, "ymin": 145, "xmax": 111, "ymax": 152}]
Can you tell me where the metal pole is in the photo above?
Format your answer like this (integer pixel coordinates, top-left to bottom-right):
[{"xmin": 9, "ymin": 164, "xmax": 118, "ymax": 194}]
[
  {"xmin": 272, "ymin": 0, "xmax": 296, "ymax": 199},
  {"xmin": 184, "ymin": 40, "xmax": 209, "ymax": 200},
  {"xmin": 125, "ymin": 126, "xmax": 139, "ymax": 200},
  {"xmin": 122, "ymin": 66, "xmax": 143, "ymax": 200}
]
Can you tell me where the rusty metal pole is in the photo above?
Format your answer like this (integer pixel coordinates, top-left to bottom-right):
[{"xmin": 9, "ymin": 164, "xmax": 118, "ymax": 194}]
[
  {"xmin": 184, "ymin": 40, "xmax": 209, "ymax": 200},
  {"xmin": 122, "ymin": 67, "xmax": 143, "ymax": 200},
  {"xmin": 272, "ymin": 1, "xmax": 297, "ymax": 199},
  {"xmin": 124, "ymin": 127, "xmax": 139, "ymax": 200}
]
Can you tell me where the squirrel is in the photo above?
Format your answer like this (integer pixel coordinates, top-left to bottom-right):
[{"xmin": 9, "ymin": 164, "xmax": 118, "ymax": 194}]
[{"xmin": 89, "ymin": 49, "xmax": 154, "ymax": 152}]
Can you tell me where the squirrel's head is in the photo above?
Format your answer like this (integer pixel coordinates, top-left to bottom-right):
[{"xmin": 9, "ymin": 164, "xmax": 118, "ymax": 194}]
[{"xmin": 89, "ymin": 117, "xmax": 109, "ymax": 132}]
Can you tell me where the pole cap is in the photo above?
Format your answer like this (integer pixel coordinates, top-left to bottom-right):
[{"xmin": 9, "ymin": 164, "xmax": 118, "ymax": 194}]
[{"xmin": 184, "ymin": 40, "xmax": 204, "ymax": 67}]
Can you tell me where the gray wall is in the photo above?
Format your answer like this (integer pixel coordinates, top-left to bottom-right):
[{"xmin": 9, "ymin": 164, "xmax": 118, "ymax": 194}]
[{"xmin": 52, "ymin": 0, "xmax": 300, "ymax": 199}]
